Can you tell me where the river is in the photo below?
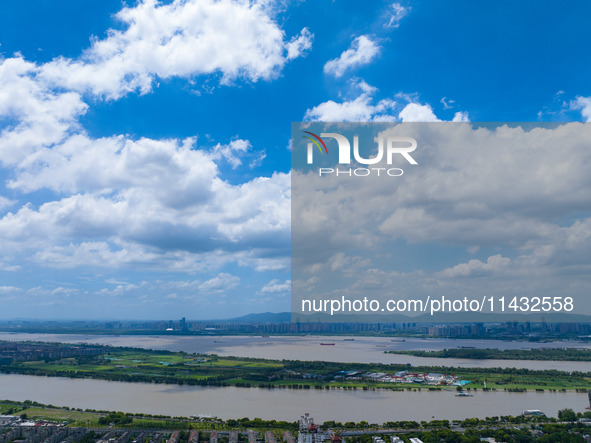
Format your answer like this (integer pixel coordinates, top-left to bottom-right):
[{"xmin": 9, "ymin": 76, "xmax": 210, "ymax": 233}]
[
  {"xmin": 0, "ymin": 373, "xmax": 588, "ymax": 422},
  {"xmin": 1, "ymin": 333, "xmax": 590, "ymax": 371}
]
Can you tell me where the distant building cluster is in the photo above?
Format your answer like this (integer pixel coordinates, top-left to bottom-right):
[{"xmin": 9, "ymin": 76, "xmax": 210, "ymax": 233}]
[
  {"xmin": 0, "ymin": 419, "xmax": 293, "ymax": 443},
  {"xmin": 2, "ymin": 319, "xmax": 590, "ymax": 339},
  {"xmin": 3, "ymin": 412, "xmax": 591, "ymax": 443},
  {"xmin": 297, "ymin": 413, "xmax": 342, "ymax": 443},
  {"xmin": 297, "ymin": 414, "xmax": 419, "ymax": 443},
  {"xmin": 0, "ymin": 342, "xmax": 103, "ymax": 365},
  {"xmin": 0, "ymin": 426, "xmax": 203, "ymax": 443},
  {"xmin": 0, "ymin": 424, "xmax": 84, "ymax": 443},
  {"xmin": 0, "ymin": 415, "xmax": 65, "ymax": 428},
  {"xmin": 342, "ymin": 370, "xmax": 469, "ymax": 387},
  {"xmin": 147, "ymin": 320, "xmax": 591, "ymax": 337},
  {"xmin": 297, "ymin": 370, "xmax": 469, "ymax": 386}
]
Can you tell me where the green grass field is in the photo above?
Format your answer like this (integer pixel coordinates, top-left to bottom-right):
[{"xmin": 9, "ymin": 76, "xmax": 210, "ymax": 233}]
[
  {"xmin": 2, "ymin": 343, "xmax": 591, "ymax": 393},
  {"xmin": 205, "ymin": 359, "xmax": 283, "ymax": 368},
  {"xmin": 18, "ymin": 407, "xmax": 102, "ymax": 426}
]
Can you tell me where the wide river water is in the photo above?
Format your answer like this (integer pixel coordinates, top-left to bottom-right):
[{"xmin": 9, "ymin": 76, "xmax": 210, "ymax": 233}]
[
  {"xmin": 1, "ymin": 333, "xmax": 590, "ymax": 421},
  {"xmin": 0, "ymin": 373, "xmax": 588, "ymax": 422}
]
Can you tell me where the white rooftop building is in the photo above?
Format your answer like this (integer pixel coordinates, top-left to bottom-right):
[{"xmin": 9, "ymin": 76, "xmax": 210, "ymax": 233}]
[{"xmin": 299, "ymin": 413, "xmax": 314, "ymax": 431}]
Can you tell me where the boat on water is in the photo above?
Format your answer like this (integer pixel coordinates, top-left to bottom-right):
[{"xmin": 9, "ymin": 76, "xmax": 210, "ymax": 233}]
[
  {"xmin": 343, "ymin": 338, "xmax": 355, "ymax": 341},
  {"xmin": 455, "ymin": 392, "xmax": 473, "ymax": 397},
  {"xmin": 320, "ymin": 343, "xmax": 335, "ymax": 346}
]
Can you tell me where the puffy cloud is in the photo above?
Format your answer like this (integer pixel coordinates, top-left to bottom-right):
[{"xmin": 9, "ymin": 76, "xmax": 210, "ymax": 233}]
[
  {"xmin": 0, "ymin": 73, "xmax": 290, "ymax": 274},
  {"xmin": 198, "ymin": 273, "xmax": 240, "ymax": 293},
  {"xmin": 0, "ymin": 0, "xmax": 297, "ymax": 276},
  {"xmin": 259, "ymin": 278, "xmax": 291, "ymax": 294},
  {"xmin": 0, "ymin": 0, "xmax": 301, "ymax": 318},
  {"xmin": 0, "ymin": 167, "xmax": 290, "ymax": 272},
  {"xmin": 0, "ymin": 263, "xmax": 21, "ymax": 272},
  {"xmin": 372, "ymin": 124, "xmax": 591, "ymax": 246},
  {"xmin": 439, "ymin": 254, "xmax": 511, "ymax": 278},
  {"xmin": 304, "ymin": 93, "xmax": 397, "ymax": 122},
  {"xmin": 0, "ymin": 196, "xmax": 15, "ymax": 211},
  {"xmin": 452, "ymin": 111, "xmax": 470, "ymax": 122},
  {"xmin": 323, "ymin": 36, "xmax": 380, "ymax": 78},
  {"xmin": 0, "ymin": 56, "xmax": 88, "ymax": 166},
  {"xmin": 0, "ymin": 0, "xmax": 310, "ymax": 173},
  {"xmin": 6, "ymin": 135, "xmax": 216, "ymax": 195},
  {"xmin": 398, "ymin": 102, "xmax": 440, "ymax": 122},
  {"xmin": 286, "ymin": 28, "xmax": 314, "ymax": 60},
  {"xmin": 304, "ymin": 84, "xmax": 468, "ymax": 122},
  {"xmin": 571, "ymin": 96, "xmax": 591, "ymax": 122},
  {"xmin": 39, "ymin": 0, "xmax": 313, "ymax": 99},
  {"xmin": 211, "ymin": 139, "xmax": 253, "ymax": 169},
  {"xmin": 94, "ymin": 275, "xmax": 239, "ymax": 300},
  {"xmin": 0, "ymin": 286, "xmax": 22, "ymax": 294}
]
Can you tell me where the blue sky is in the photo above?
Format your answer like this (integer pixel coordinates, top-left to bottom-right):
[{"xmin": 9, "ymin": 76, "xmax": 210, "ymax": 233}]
[{"xmin": 0, "ymin": 0, "xmax": 590, "ymax": 320}]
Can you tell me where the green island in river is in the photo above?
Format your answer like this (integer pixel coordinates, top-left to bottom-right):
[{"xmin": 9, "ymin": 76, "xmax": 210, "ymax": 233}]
[
  {"xmin": 1, "ymin": 341, "xmax": 590, "ymax": 392},
  {"xmin": 385, "ymin": 347, "xmax": 591, "ymax": 361}
]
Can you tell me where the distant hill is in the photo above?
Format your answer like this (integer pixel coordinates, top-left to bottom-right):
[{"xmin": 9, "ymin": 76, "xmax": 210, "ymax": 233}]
[
  {"xmin": 228, "ymin": 312, "xmax": 291, "ymax": 323},
  {"xmin": 223, "ymin": 310, "xmax": 591, "ymax": 324}
]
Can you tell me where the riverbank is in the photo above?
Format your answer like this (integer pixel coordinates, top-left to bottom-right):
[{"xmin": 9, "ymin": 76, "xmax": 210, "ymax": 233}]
[
  {"xmin": 386, "ymin": 348, "xmax": 591, "ymax": 361},
  {"xmin": 3, "ymin": 398, "xmax": 591, "ymax": 443},
  {"xmin": 2, "ymin": 332, "xmax": 591, "ymax": 372},
  {"xmin": 1, "ymin": 375, "xmax": 590, "ymax": 422},
  {"xmin": 1, "ymin": 341, "xmax": 590, "ymax": 392}
]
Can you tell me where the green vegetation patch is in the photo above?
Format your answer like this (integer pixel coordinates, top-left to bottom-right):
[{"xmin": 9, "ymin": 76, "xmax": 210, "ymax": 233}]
[
  {"xmin": 386, "ymin": 347, "xmax": 591, "ymax": 361},
  {"xmin": 205, "ymin": 359, "xmax": 282, "ymax": 368},
  {"xmin": 1, "ymin": 341, "xmax": 591, "ymax": 392},
  {"xmin": 18, "ymin": 407, "xmax": 102, "ymax": 426}
]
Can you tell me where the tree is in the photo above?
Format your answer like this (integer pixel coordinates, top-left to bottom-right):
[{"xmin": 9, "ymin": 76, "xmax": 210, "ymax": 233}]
[{"xmin": 558, "ymin": 408, "xmax": 577, "ymax": 422}]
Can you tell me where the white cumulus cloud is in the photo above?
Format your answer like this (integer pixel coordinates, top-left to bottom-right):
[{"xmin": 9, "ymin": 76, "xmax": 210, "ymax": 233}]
[
  {"xmin": 398, "ymin": 103, "xmax": 440, "ymax": 122},
  {"xmin": 304, "ymin": 93, "xmax": 397, "ymax": 122},
  {"xmin": 0, "ymin": 0, "xmax": 301, "ymax": 276},
  {"xmin": 259, "ymin": 279, "xmax": 291, "ymax": 294},
  {"xmin": 38, "ymin": 0, "xmax": 313, "ymax": 99},
  {"xmin": 323, "ymin": 35, "xmax": 380, "ymax": 78},
  {"xmin": 571, "ymin": 96, "xmax": 591, "ymax": 122},
  {"xmin": 304, "ymin": 85, "xmax": 469, "ymax": 122},
  {"xmin": 439, "ymin": 254, "xmax": 511, "ymax": 278}
]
